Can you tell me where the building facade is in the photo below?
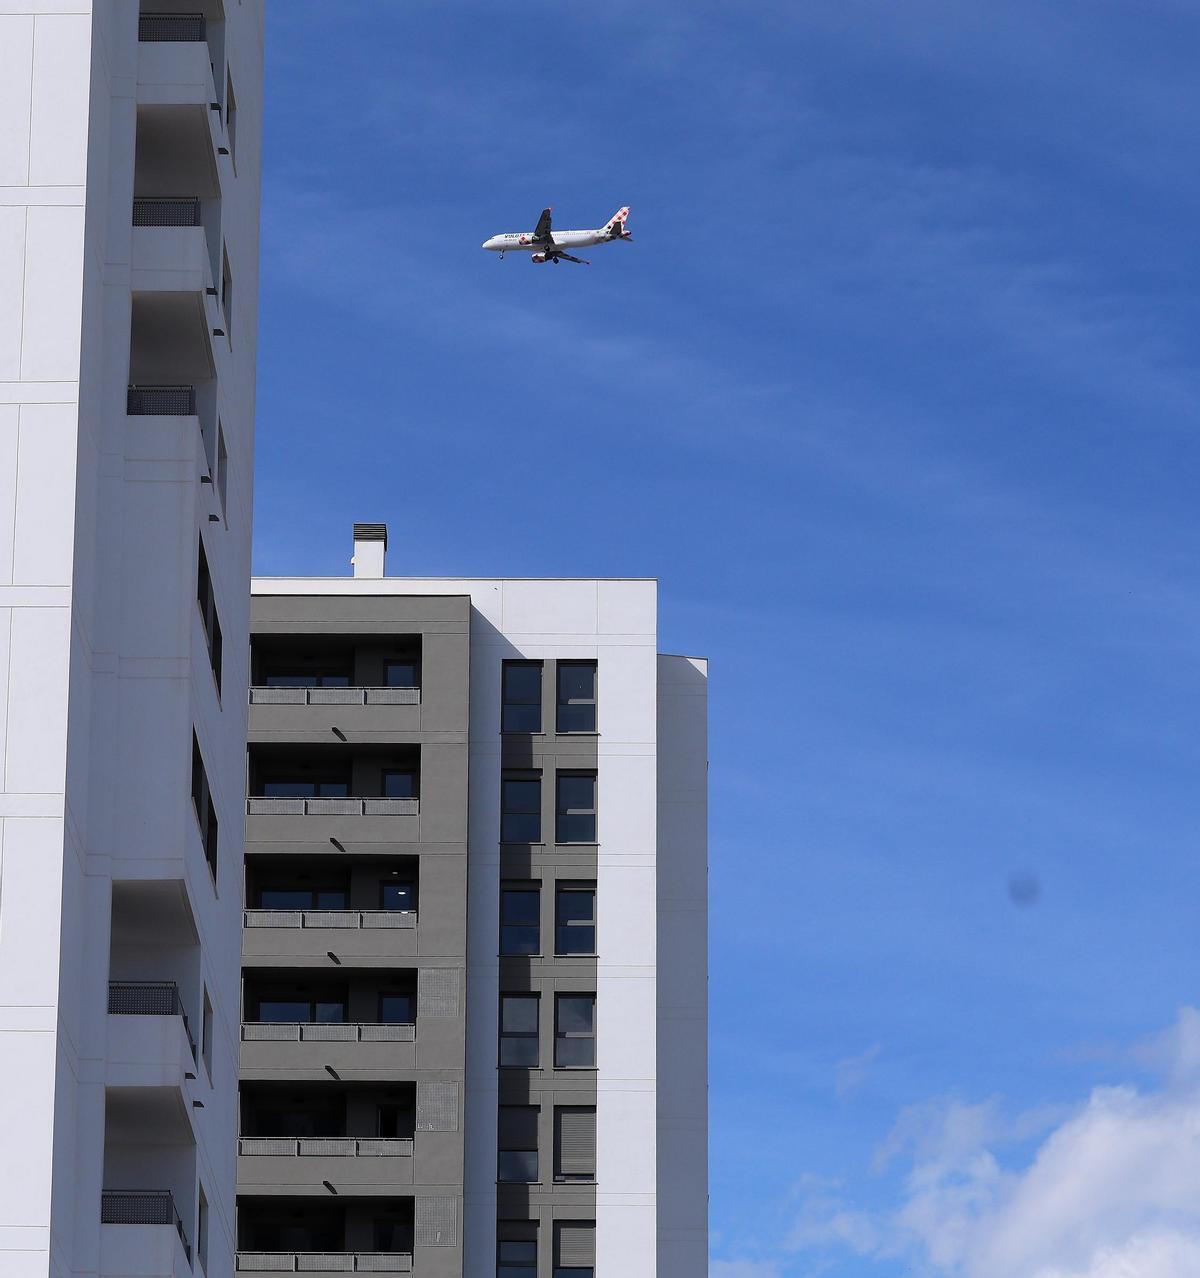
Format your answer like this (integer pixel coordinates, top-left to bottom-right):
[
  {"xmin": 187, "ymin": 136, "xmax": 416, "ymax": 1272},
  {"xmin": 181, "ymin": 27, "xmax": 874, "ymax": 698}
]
[
  {"xmin": 0, "ymin": 4, "xmax": 263, "ymax": 1276},
  {"xmin": 237, "ymin": 527, "xmax": 708, "ymax": 1278}
]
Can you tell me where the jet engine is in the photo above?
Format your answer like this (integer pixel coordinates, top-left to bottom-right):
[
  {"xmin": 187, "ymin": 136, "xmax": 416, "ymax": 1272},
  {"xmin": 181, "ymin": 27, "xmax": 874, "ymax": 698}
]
[{"xmin": 531, "ymin": 253, "xmax": 549, "ymax": 264}]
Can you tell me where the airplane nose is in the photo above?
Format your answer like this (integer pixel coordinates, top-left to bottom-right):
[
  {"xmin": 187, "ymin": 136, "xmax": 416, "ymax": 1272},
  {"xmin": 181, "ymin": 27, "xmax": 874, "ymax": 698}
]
[{"xmin": 482, "ymin": 238, "xmax": 494, "ymax": 250}]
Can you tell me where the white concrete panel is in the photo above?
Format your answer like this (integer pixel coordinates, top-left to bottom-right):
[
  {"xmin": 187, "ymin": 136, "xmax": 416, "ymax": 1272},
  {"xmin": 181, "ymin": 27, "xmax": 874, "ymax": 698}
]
[
  {"xmin": 28, "ymin": 15, "xmax": 92, "ymax": 188},
  {"xmin": 597, "ymin": 752, "xmax": 656, "ymax": 856},
  {"xmin": 0, "ymin": 208, "xmax": 26, "ymax": 382},
  {"xmin": 598, "ymin": 866, "xmax": 657, "ymax": 969},
  {"xmin": 502, "ymin": 578, "xmax": 597, "ymax": 635},
  {"xmin": 19, "ymin": 205, "xmax": 84, "ymax": 383},
  {"xmin": 0, "ymin": 818, "xmax": 64, "ymax": 1007},
  {"xmin": 0, "ymin": 410, "xmax": 17, "ymax": 581},
  {"xmin": 597, "ymin": 643, "xmax": 657, "ymax": 744},
  {"xmin": 0, "ymin": 18, "xmax": 33, "ymax": 186},
  {"xmin": 12, "ymin": 403, "xmax": 78, "ymax": 587},
  {"xmin": 0, "ymin": 1027, "xmax": 55, "ymax": 1224},
  {"xmin": 4, "ymin": 608, "xmax": 69, "ymax": 795},
  {"xmin": 598, "ymin": 578, "xmax": 656, "ymax": 636},
  {"xmin": 596, "ymin": 1203, "xmax": 657, "ymax": 1278}
]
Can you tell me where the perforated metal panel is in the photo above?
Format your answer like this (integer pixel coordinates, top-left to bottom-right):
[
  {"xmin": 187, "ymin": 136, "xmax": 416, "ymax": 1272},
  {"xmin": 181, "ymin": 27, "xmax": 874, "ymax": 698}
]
[
  {"xmin": 416, "ymin": 1081, "xmax": 460, "ymax": 1131},
  {"xmin": 415, "ymin": 1196, "xmax": 458, "ymax": 1247},
  {"xmin": 418, "ymin": 967, "xmax": 461, "ymax": 1017}
]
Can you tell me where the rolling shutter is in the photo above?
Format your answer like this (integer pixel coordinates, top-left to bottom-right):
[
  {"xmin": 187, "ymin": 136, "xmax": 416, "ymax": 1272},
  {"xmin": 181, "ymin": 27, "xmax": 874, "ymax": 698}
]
[
  {"xmin": 556, "ymin": 1107, "xmax": 596, "ymax": 1178},
  {"xmin": 556, "ymin": 1221, "xmax": 595, "ymax": 1268}
]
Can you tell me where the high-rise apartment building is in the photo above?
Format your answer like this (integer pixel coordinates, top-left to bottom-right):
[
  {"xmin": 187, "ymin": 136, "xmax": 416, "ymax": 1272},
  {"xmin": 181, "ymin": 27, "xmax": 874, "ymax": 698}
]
[
  {"xmin": 0, "ymin": 4, "xmax": 263, "ymax": 1277},
  {"xmin": 235, "ymin": 527, "xmax": 708, "ymax": 1278}
]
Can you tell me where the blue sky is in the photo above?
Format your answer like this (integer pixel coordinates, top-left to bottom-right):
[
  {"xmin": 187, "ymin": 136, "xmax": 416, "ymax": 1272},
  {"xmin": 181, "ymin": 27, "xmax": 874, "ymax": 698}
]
[{"xmin": 254, "ymin": 4, "xmax": 1200, "ymax": 1274}]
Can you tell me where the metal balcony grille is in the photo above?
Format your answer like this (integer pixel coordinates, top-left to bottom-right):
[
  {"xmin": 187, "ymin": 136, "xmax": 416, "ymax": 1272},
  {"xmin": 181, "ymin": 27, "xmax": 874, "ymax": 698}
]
[
  {"xmin": 236, "ymin": 1255, "xmax": 413, "ymax": 1274},
  {"xmin": 108, "ymin": 980, "xmax": 182, "ymax": 1017},
  {"xmin": 138, "ymin": 13, "xmax": 206, "ymax": 41},
  {"xmin": 101, "ymin": 1191, "xmax": 191, "ymax": 1263},
  {"xmin": 248, "ymin": 687, "xmax": 421, "ymax": 706},
  {"xmin": 246, "ymin": 797, "xmax": 419, "ymax": 817},
  {"xmin": 244, "ymin": 909, "xmax": 417, "ymax": 930},
  {"xmin": 237, "ymin": 1137, "xmax": 414, "ymax": 1158},
  {"xmin": 241, "ymin": 1022, "xmax": 416, "ymax": 1043},
  {"xmin": 127, "ymin": 384, "xmax": 195, "ymax": 416},
  {"xmin": 133, "ymin": 197, "xmax": 201, "ymax": 227}
]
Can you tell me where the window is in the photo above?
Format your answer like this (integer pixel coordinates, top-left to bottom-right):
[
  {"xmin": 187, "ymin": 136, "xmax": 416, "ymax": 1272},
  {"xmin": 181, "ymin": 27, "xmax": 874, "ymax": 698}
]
[
  {"xmin": 379, "ymin": 991, "xmax": 415, "ymax": 1024},
  {"xmin": 555, "ymin": 994, "xmax": 596, "ymax": 1068},
  {"xmin": 220, "ymin": 245, "xmax": 233, "ymax": 339},
  {"xmin": 261, "ymin": 776, "xmax": 349, "ymax": 798},
  {"xmin": 196, "ymin": 536, "xmax": 222, "ymax": 693},
  {"xmin": 498, "ymin": 1105, "xmax": 539, "ymax": 1182},
  {"xmin": 377, "ymin": 1102, "xmax": 413, "ymax": 1139},
  {"xmin": 502, "ymin": 661, "xmax": 542, "ymax": 733},
  {"xmin": 258, "ymin": 879, "xmax": 348, "ymax": 910},
  {"xmin": 501, "ymin": 775, "xmax": 541, "ymax": 843},
  {"xmin": 556, "ymin": 661, "xmax": 597, "ymax": 733},
  {"xmin": 198, "ymin": 1184, "xmax": 209, "ymax": 1273},
  {"xmin": 262, "ymin": 667, "xmax": 350, "ymax": 688},
  {"xmin": 202, "ymin": 987, "xmax": 214, "ymax": 1081},
  {"xmin": 384, "ymin": 658, "xmax": 419, "ymax": 688},
  {"xmin": 555, "ymin": 773, "xmax": 596, "ymax": 843},
  {"xmin": 191, "ymin": 733, "xmax": 218, "ymax": 882},
  {"xmin": 255, "ymin": 987, "xmax": 346, "ymax": 1024},
  {"xmin": 380, "ymin": 879, "xmax": 416, "ymax": 912},
  {"xmin": 372, "ymin": 1216, "xmax": 412, "ymax": 1253},
  {"xmin": 382, "ymin": 769, "xmax": 417, "ymax": 799},
  {"xmin": 556, "ymin": 884, "xmax": 596, "ymax": 955},
  {"xmin": 498, "ymin": 1233, "xmax": 537, "ymax": 1278},
  {"xmin": 225, "ymin": 70, "xmax": 237, "ymax": 165},
  {"xmin": 499, "ymin": 994, "xmax": 539, "ymax": 1067},
  {"xmin": 216, "ymin": 423, "xmax": 228, "ymax": 520},
  {"xmin": 555, "ymin": 1107, "xmax": 596, "ymax": 1182},
  {"xmin": 500, "ymin": 884, "xmax": 540, "ymax": 955},
  {"xmin": 554, "ymin": 1221, "xmax": 595, "ymax": 1278}
]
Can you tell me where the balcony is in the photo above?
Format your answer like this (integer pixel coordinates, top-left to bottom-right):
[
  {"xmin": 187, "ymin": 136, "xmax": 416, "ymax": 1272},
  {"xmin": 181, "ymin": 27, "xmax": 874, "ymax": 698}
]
[
  {"xmin": 138, "ymin": 13, "xmax": 207, "ymax": 43},
  {"xmin": 246, "ymin": 797, "xmax": 419, "ymax": 817},
  {"xmin": 236, "ymin": 1253, "xmax": 412, "ymax": 1273},
  {"xmin": 245, "ymin": 910, "xmax": 416, "ymax": 930},
  {"xmin": 101, "ymin": 1192, "xmax": 190, "ymax": 1266},
  {"xmin": 242, "ymin": 1023, "xmax": 415, "ymax": 1044},
  {"xmin": 238, "ymin": 1136, "xmax": 415, "ymax": 1195},
  {"xmin": 127, "ymin": 384, "xmax": 196, "ymax": 416}
]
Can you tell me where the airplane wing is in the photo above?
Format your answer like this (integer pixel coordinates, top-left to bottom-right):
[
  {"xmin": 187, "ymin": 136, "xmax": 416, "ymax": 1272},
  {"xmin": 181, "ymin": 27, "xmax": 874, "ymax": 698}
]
[
  {"xmin": 533, "ymin": 208, "xmax": 553, "ymax": 244},
  {"xmin": 555, "ymin": 252, "xmax": 590, "ymax": 265}
]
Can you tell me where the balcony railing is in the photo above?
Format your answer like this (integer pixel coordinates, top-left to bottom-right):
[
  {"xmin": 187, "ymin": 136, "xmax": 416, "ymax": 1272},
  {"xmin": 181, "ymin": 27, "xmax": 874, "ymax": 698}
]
[
  {"xmin": 108, "ymin": 980, "xmax": 197, "ymax": 1060},
  {"xmin": 238, "ymin": 1136, "xmax": 413, "ymax": 1158},
  {"xmin": 249, "ymin": 687, "xmax": 420, "ymax": 706},
  {"xmin": 244, "ymin": 910, "xmax": 417, "ymax": 931},
  {"xmin": 237, "ymin": 1254, "xmax": 413, "ymax": 1274},
  {"xmin": 133, "ymin": 197, "xmax": 202, "ymax": 227},
  {"xmin": 138, "ymin": 13, "xmax": 206, "ymax": 42},
  {"xmin": 246, "ymin": 797, "xmax": 419, "ymax": 817},
  {"xmin": 241, "ymin": 1022, "xmax": 416, "ymax": 1043},
  {"xmin": 127, "ymin": 384, "xmax": 195, "ymax": 416},
  {"xmin": 101, "ymin": 1191, "xmax": 191, "ymax": 1264}
]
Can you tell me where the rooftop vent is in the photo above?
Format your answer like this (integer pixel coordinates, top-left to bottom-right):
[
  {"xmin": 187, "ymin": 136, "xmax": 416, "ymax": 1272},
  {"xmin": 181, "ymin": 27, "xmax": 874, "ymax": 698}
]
[{"xmin": 352, "ymin": 523, "xmax": 387, "ymax": 579}]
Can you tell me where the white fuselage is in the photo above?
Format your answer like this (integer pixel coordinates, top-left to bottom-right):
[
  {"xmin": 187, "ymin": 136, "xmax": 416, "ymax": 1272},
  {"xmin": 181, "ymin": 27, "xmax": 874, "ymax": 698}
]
[{"xmin": 482, "ymin": 228, "xmax": 615, "ymax": 253}]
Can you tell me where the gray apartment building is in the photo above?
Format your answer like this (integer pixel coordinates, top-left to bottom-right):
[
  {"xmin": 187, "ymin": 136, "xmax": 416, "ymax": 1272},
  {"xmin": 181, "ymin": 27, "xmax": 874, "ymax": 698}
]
[{"xmin": 233, "ymin": 527, "xmax": 709, "ymax": 1278}]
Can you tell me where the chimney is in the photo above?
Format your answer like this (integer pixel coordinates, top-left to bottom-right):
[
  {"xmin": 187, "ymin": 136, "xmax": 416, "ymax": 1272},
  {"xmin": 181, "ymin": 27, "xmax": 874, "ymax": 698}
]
[{"xmin": 352, "ymin": 523, "xmax": 387, "ymax": 579}]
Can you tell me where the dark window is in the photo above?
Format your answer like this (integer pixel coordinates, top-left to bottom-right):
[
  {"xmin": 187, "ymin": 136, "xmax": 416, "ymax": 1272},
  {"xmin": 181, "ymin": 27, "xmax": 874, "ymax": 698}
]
[
  {"xmin": 262, "ymin": 668, "xmax": 350, "ymax": 688},
  {"xmin": 221, "ymin": 245, "xmax": 233, "ymax": 339},
  {"xmin": 254, "ymin": 989, "xmax": 346, "ymax": 1024},
  {"xmin": 225, "ymin": 70, "xmax": 238, "ymax": 165},
  {"xmin": 216, "ymin": 424, "xmax": 229, "ymax": 521},
  {"xmin": 372, "ymin": 1217, "xmax": 412, "ymax": 1253},
  {"xmin": 384, "ymin": 659, "xmax": 419, "ymax": 688},
  {"xmin": 501, "ymin": 776, "xmax": 541, "ymax": 843},
  {"xmin": 382, "ymin": 770, "xmax": 417, "ymax": 799},
  {"xmin": 556, "ymin": 884, "xmax": 596, "ymax": 955},
  {"xmin": 498, "ymin": 1105, "xmax": 539, "ymax": 1182},
  {"xmin": 379, "ymin": 992, "xmax": 415, "ymax": 1024},
  {"xmin": 556, "ymin": 662, "xmax": 597, "ymax": 733},
  {"xmin": 500, "ymin": 885, "xmax": 540, "ymax": 955},
  {"xmin": 498, "ymin": 1236, "xmax": 537, "ymax": 1278},
  {"xmin": 377, "ymin": 1102, "xmax": 413, "ymax": 1139},
  {"xmin": 554, "ymin": 1107, "xmax": 597, "ymax": 1182},
  {"xmin": 202, "ymin": 987, "xmax": 214, "ymax": 1081},
  {"xmin": 380, "ymin": 880, "xmax": 416, "ymax": 911},
  {"xmin": 258, "ymin": 880, "xmax": 348, "ymax": 910},
  {"xmin": 555, "ymin": 994, "xmax": 596, "ymax": 1068},
  {"xmin": 196, "ymin": 536, "xmax": 222, "ymax": 693},
  {"xmin": 261, "ymin": 776, "xmax": 350, "ymax": 798},
  {"xmin": 198, "ymin": 1184, "xmax": 209, "ymax": 1273},
  {"xmin": 499, "ymin": 994, "xmax": 539, "ymax": 1067},
  {"xmin": 554, "ymin": 1221, "xmax": 595, "ymax": 1278},
  {"xmin": 191, "ymin": 733, "xmax": 218, "ymax": 882},
  {"xmin": 502, "ymin": 661, "xmax": 542, "ymax": 733},
  {"xmin": 555, "ymin": 773, "xmax": 596, "ymax": 843}
]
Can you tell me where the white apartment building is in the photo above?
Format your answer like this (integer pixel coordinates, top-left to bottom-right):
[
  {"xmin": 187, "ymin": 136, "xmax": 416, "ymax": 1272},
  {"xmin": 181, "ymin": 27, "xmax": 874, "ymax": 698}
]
[
  {"xmin": 238, "ymin": 528, "xmax": 709, "ymax": 1278},
  {"xmin": 0, "ymin": 4, "xmax": 263, "ymax": 1277}
]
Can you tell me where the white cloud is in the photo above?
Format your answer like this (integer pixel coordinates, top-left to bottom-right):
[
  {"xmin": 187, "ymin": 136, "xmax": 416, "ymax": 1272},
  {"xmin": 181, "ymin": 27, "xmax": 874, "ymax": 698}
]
[
  {"xmin": 834, "ymin": 1042, "xmax": 881, "ymax": 1097},
  {"xmin": 787, "ymin": 1009, "xmax": 1200, "ymax": 1278},
  {"xmin": 711, "ymin": 1260, "xmax": 784, "ymax": 1278}
]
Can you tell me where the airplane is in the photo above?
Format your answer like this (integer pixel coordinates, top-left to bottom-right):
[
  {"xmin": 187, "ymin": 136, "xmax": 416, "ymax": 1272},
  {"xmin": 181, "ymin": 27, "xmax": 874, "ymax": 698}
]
[{"xmin": 482, "ymin": 206, "xmax": 632, "ymax": 265}]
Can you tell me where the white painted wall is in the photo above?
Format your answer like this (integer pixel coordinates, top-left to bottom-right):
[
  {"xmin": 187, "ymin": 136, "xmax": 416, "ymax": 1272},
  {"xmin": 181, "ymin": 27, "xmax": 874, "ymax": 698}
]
[{"xmin": 0, "ymin": 4, "xmax": 264, "ymax": 1275}]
